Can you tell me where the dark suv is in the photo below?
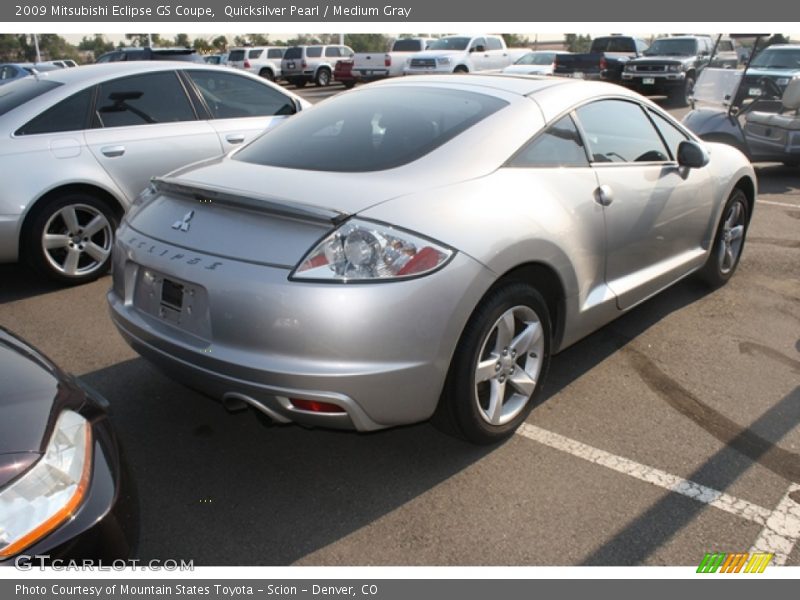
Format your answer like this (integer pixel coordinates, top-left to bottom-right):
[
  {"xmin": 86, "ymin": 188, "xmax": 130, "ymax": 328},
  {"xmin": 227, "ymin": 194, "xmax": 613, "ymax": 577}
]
[
  {"xmin": 96, "ymin": 47, "xmax": 204, "ymax": 63},
  {"xmin": 621, "ymin": 35, "xmax": 713, "ymax": 106}
]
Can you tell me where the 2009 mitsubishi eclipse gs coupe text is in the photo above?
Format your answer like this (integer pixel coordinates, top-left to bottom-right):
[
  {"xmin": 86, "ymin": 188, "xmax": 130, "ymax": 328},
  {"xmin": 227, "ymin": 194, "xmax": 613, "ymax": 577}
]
[{"xmin": 108, "ymin": 74, "xmax": 756, "ymax": 444}]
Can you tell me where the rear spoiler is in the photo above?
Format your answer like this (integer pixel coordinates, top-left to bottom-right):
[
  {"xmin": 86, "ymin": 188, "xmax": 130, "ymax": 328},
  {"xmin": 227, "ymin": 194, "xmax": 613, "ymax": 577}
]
[{"xmin": 153, "ymin": 177, "xmax": 349, "ymax": 225}]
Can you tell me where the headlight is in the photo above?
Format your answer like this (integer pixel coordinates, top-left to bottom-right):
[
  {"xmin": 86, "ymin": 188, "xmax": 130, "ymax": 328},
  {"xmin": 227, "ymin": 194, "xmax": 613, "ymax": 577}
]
[
  {"xmin": 436, "ymin": 57, "xmax": 451, "ymax": 65},
  {"xmin": 624, "ymin": 63, "xmax": 635, "ymax": 72},
  {"xmin": 667, "ymin": 64, "xmax": 683, "ymax": 72},
  {"xmin": 292, "ymin": 218, "xmax": 453, "ymax": 282},
  {"xmin": 0, "ymin": 411, "xmax": 92, "ymax": 559}
]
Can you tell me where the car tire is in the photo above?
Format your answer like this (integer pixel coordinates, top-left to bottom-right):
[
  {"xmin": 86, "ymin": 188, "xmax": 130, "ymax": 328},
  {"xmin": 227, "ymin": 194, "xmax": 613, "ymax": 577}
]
[
  {"xmin": 698, "ymin": 188, "xmax": 749, "ymax": 287},
  {"xmin": 292, "ymin": 79, "xmax": 306, "ymax": 88},
  {"xmin": 23, "ymin": 192, "xmax": 118, "ymax": 285},
  {"xmin": 673, "ymin": 75, "xmax": 695, "ymax": 107},
  {"xmin": 258, "ymin": 68, "xmax": 275, "ymax": 82},
  {"xmin": 453, "ymin": 65, "xmax": 469, "ymax": 74},
  {"xmin": 343, "ymin": 81, "xmax": 356, "ymax": 89},
  {"xmin": 315, "ymin": 68, "xmax": 331, "ymax": 87},
  {"xmin": 434, "ymin": 282, "xmax": 551, "ymax": 444}
]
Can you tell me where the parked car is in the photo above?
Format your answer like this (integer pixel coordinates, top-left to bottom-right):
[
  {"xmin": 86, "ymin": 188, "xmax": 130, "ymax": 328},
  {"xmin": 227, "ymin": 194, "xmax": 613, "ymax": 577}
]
[
  {"xmin": 709, "ymin": 37, "xmax": 739, "ymax": 69},
  {"xmin": 108, "ymin": 74, "xmax": 755, "ymax": 445},
  {"xmin": 502, "ymin": 51, "xmax": 572, "ymax": 76},
  {"xmin": 404, "ymin": 35, "xmax": 516, "ymax": 74},
  {"xmin": 281, "ymin": 44, "xmax": 354, "ymax": 87},
  {"xmin": 334, "ymin": 59, "xmax": 356, "ymax": 89},
  {"xmin": 40, "ymin": 59, "xmax": 79, "ymax": 69},
  {"xmin": 352, "ymin": 37, "xmax": 435, "ymax": 83},
  {"xmin": 204, "ymin": 53, "xmax": 228, "ymax": 66},
  {"xmin": 227, "ymin": 46, "xmax": 286, "ymax": 81},
  {"xmin": 0, "ymin": 327, "xmax": 137, "ymax": 564},
  {"xmin": 684, "ymin": 35, "xmax": 800, "ymax": 166},
  {"xmin": 552, "ymin": 35, "xmax": 648, "ymax": 82},
  {"xmin": 740, "ymin": 44, "xmax": 800, "ymax": 95},
  {"xmin": 0, "ymin": 62, "xmax": 308, "ymax": 284},
  {"xmin": 95, "ymin": 47, "xmax": 204, "ymax": 63},
  {"xmin": 621, "ymin": 35, "xmax": 715, "ymax": 106},
  {"xmin": 0, "ymin": 62, "xmax": 60, "ymax": 86}
]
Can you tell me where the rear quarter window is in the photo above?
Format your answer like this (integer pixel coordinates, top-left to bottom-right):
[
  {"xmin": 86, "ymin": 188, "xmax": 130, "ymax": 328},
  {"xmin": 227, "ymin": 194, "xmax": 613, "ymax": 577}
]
[{"xmin": 0, "ymin": 79, "xmax": 62, "ymax": 117}]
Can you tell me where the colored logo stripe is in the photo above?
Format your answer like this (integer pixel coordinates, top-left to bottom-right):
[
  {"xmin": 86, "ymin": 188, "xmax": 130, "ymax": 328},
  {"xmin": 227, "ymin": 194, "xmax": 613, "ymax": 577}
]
[{"xmin": 697, "ymin": 552, "xmax": 773, "ymax": 573}]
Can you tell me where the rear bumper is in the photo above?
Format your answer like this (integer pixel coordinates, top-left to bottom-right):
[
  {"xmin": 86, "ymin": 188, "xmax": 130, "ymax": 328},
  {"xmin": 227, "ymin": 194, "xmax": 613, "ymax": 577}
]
[{"xmin": 107, "ymin": 226, "xmax": 494, "ymax": 431}]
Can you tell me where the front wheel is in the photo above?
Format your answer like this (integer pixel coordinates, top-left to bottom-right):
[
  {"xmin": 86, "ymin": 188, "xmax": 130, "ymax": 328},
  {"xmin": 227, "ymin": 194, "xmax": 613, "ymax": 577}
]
[
  {"xmin": 23, "ymin": 193, "xmax": 118, "ymax": 285},
  {"xmin": 435, "ymin": 282, "xmax": 551, "ymax": 444},
  {"xmin": 698, "ymin": 188, "xmax": 749, "ymax": 287},
  {"xmin": 672, "ymin": 75, "xmax": 695, "ymax": 107}
]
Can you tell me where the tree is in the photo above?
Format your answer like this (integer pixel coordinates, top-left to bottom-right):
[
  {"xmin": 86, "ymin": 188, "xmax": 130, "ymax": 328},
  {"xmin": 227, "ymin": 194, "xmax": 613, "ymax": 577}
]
[
  {"xmin": 233, "ymin": 33, "xmax": 270, "ymax": 47},
  {"xmin": 211, "ymin": 36, "xmax": 228, "ymax": 52},
  {"xmin": 0, "ymin": 34, "xmax": 24, "ymax": 61},
  {"xmin": 344, "ymin": 34, "xmax": 390, "ymax": 53},
  {"xmin": 125, "ymin": 34, "xmax": 164, "ymax": 47},
  {"xmin": 174, "ymin": 33, "xmax": 191, "ymax": 48},
  {"xmin": 502, "ymin": 34, "xmax": 530, "ymax": 48},
  {"xmin": 565, "ymin": 34, "xmax": 592, "ymax": 53},
  {"xmin": 193, "ymin": 38, "xmax": 213, "ymax": 53},
  {"xmin": 78, "ymin": 34, "xmax": 114, "ymax": 56}
]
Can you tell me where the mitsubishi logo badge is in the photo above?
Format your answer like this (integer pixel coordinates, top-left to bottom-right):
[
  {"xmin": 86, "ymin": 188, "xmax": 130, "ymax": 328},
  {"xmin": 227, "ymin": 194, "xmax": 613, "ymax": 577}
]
[{"xmin": 172, "ymin": 210, "xmax": 194, "ymax": 232}]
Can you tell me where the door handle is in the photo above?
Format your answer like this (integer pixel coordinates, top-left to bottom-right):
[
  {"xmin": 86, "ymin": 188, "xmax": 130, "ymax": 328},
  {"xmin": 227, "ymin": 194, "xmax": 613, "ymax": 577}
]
[
  {"xmin": 100, "ymin": 145, "xmax": 125, "ymax": 157},
  {"xmin": 594, "ymin": 184, "xmax": 614, "ymax": 207},
  {"xmin": 225, "ymin": 134, "xmax": 246, "ymax": 144}
]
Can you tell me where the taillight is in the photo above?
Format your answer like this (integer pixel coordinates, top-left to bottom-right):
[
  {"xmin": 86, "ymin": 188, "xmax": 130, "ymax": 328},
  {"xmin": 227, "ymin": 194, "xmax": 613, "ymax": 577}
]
[
  {"xmin": 244, "ymin": 59, "xmax": 251, "ymax": 69},
  {"xmin": 600, "ymin": 57, "xmax": 608, "ymax": 71},
  {"xmin": 385, "ymin": 54, "xmax": 391, "ymax": 67},
  {"xmin": 301, "ymin": 59, "xmax": 307, "ymax": 68},
  {"xmin": 290, "ymin": 399, "xmax": 346, "ymax": 414}
]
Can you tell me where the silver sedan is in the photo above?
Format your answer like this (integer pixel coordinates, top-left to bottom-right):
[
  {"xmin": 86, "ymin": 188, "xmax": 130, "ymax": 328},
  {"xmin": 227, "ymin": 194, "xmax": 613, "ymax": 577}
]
[
  {"xmin": 108, "ymin": 75, "xmax": 756, "ymax": 444},
  {"xmin": 0, "ymin": 62, "xmax": 307, "ymax": 284}
]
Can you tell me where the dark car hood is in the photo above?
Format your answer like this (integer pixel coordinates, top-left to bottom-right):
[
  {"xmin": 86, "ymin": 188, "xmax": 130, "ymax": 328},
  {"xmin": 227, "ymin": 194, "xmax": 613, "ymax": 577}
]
[
  {"xmin": 0, "ymin": 328, "xmax": 82, "ymax": 461},
  {"xmin": 633, "ymin": 55, "xmax": 692, "ymax": 64}
]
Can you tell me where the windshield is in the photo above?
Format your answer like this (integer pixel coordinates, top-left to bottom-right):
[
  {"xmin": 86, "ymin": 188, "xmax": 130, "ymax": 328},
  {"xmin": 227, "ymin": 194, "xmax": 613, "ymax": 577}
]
[
  {"xmin": 645, "ymin": 38, "xmax": 699, "ymax": 56},
  {"xmin": 428, "ymin": 37, "xmax": 471, "ymax": 51},
  {"xmin": 0, "ymin": 78, "xmax": 61, "ymax": 116},
  {"xmin": 750, "ymin": 47, "xmax": 800, "ymax": 69},
  {"xmin": 233, "ymin": 86, "xmax": 507, "ymax": 172},
  {"xmin": 516, "ymin": 52, "xmax": 556, "ymax": 65},
  {"xmin": 692, "ymin": 68, "xmax": 743, "ymax": 106}
]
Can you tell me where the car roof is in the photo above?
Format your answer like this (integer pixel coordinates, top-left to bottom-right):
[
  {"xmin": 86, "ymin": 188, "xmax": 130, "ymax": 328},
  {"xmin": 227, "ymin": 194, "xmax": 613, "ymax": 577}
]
[
  {"xmin": 761, "ymin": 44, "xmax": 800, "ymax": 50},
  {"xmin": 20, "ymin": 61, "xmax": 229, "ymax": 87}
]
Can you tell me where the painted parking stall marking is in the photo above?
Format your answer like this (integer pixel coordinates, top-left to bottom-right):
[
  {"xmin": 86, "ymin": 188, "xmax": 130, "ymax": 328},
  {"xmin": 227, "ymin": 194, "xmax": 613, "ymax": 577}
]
[{"xmin": 515, "ymin": 424, "xmax": 800, "ymax": 562}]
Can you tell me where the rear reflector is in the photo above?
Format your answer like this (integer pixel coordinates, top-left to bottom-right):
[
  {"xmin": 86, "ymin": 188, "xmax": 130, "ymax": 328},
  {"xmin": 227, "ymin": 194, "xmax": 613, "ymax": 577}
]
[{"xmin": 290, "ymin": 399, "xmax": 346, "ymax": 414}]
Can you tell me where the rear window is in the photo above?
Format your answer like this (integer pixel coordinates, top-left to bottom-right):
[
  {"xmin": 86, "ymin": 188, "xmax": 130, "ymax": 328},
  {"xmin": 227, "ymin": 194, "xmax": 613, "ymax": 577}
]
[
  {"xmin": 284, "ymin": 47, "xmax": 302, "ymax": 59},
  {"xmin": 0, "ymin": 78, "xmax": 62, "ymax": 117},
  {"xmin": 234, "ymin": 86, "xmax": 508, "ymax": 172},
  {"xmin": 393, "ymin": 39, "xmax": 423, "ymax": 52},
  {"xmin": 228, "ymin": 49, "xmax": 246, "ymax": 62}
]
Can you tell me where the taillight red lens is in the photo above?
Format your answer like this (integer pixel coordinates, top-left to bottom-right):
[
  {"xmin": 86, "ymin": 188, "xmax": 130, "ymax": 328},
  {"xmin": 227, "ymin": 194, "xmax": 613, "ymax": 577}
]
[
  {"xmin": 290, "ymin": 399, "xmax": 346, "ymax": 414},
  {"xmin": 244, "ymin": 60, "xmax": 251, "ymax": 69},
  {"xmin": 385, "ymin": 54, "xmax": 391, "ymax": 67},
  {"xmin": 600, "ymin": 57, "xmax": 608, "ymax": 70},
  {"xmin": 301, "ymin": 60, "xmax": 307, "ymax": 68}
]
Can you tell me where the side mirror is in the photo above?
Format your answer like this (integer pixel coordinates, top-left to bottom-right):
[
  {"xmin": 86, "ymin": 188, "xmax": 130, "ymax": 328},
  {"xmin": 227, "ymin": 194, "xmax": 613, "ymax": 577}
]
[
  {"xmin": 677, "ymin": 140, "xmax": 709, "ymax": 169},
  {"xmin": 471, "ymin": 45, "xmax": 486, "ymax": 53}
]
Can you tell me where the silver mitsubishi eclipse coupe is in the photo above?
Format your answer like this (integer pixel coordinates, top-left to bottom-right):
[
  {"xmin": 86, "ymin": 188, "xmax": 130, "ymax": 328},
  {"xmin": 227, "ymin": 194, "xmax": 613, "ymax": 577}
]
[{"xmin": 108, "ymin": 74, "xmax": 756, "ymax": 444}]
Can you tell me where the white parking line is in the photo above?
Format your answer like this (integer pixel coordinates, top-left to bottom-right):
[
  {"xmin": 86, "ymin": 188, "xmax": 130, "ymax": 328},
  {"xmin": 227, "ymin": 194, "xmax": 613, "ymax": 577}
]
[
  {"xmin": 758, "ymin": 199, "xmax": 800, "ymax": 209},
  {"xmin": 515, "ymin": 423, "xmax": 772, "ymax": 524},
  {"xmin": 749, "ymin": 483, "xmax": 800, "ymax": 565}
]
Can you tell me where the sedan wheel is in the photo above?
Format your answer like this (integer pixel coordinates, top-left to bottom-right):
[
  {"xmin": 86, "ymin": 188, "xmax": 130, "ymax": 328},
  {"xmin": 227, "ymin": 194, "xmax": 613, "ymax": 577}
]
[
  {"xmin": 25, "ymin": 194, "xmax": 117, "ymax": 285},
  {"xmin": 699, "ymin": 188, "xmax": 749, "ymax": 286},
  {"xmin": 435, "ymin": 282, "xmax": 551, "ymax": 444}
]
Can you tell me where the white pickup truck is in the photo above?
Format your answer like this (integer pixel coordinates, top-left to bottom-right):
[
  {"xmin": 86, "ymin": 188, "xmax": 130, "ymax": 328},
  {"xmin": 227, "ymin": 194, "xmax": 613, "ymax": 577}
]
[
  {"xmin": 403, "ymin": 35, "xmax": 521, "ymax": 74},
  {"xmin": 352, "ymin": 37, "xmax": 435, "ymax": 82}
]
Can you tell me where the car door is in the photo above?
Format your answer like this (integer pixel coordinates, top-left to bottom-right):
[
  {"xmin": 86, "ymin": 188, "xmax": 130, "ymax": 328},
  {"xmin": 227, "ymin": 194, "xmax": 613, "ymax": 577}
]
[
  {"xmin": 574, "ymin": 98, "xmax": 714, "ymax": 310},
  {"xmin": 84, "ymin": 71, "xmax": 222, "ymax": 202},
  {"xmin": 469, "ymin": 37, "xmax": 491, "ymax": 70},
  {"xmin": 486, "ymin": 36, "xmax": 508, "ymax": 69},
  {"xmin": 182, "ymin": 69, "xmax": 298, "ymax": 153}
]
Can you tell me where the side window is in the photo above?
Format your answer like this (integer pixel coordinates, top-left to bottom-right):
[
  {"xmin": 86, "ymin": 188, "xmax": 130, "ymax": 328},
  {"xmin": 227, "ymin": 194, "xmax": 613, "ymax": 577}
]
[
  {"xmin": 95, "ymin": 72, "xmax": 196, "ymax": 128},
  {"xmin": 648, "ymin": 110, "xmax": 689, "ymax": 161},
  {"xmin": 342, "ymin": 47, "xmax": 354, "ymax": 58},
  {"xmin": 187, "ymin": 70, "xmax": 295, "ymax": 119},
  {"xmin": 16, "ymin": 87, "xmax": 93, "ymax": 135},
  {"xmin": 471, "ymin": 38, "xmax": 487, "ymax": 51},
  {"xmin": 248, "ymin": 49, "xmax": 263, "ymax": 59},
  {"xmin": 509, "ymin": 114, "xmax": 589, "ymax": 168},
  {"xmin": 307, "ymin": 47, "xmax": 322, "ymax": 58},
  {"xmin": 486, "ymin": 37, "xmax": 503, "ymax": 51},
  {"xmin": 267, "ymin": 49, "xmax": 284, "ymax": 59},
  {"xmin": 0, "ymin": 66, "xmax": 13, "ymax": 80},
  {"xmin": 575, "ymin": 100, "xmax": 669, "ymax": 163},
  {"xmin": 325, "ymin": 47, "xmax": 341, "ymax": 58}
]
